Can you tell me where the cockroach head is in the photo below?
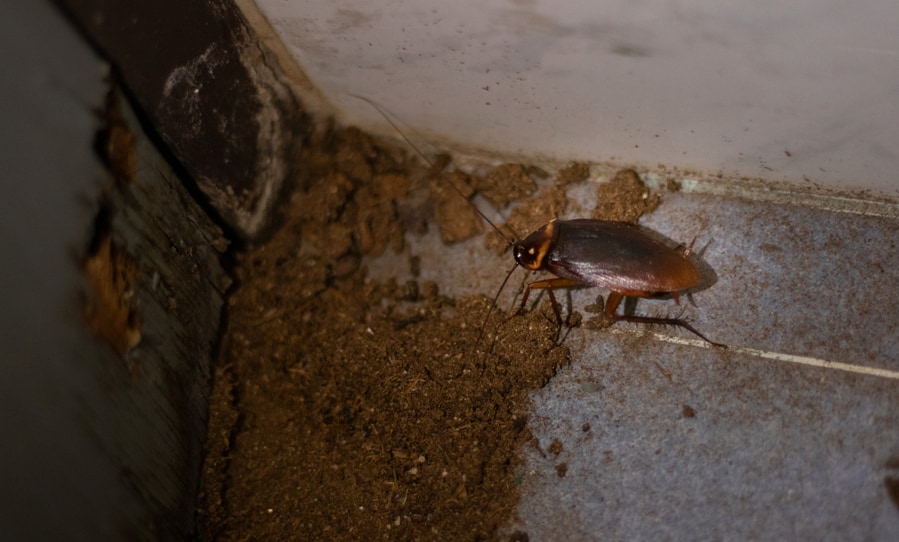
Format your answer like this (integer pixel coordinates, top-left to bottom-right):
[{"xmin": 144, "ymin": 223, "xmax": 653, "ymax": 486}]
[{"xmin": 513, "ymin": 219, "xmax": 557, "ymax": 271}]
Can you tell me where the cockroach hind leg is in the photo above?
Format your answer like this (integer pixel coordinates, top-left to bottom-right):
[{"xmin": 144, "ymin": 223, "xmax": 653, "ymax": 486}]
[
  {"xmin": 613, "ymin": 312, "xmax": 726, "ymax": 348},
  {"xmin": 674, "ymin": 319, "xmax": 727, "ymax": 349}
]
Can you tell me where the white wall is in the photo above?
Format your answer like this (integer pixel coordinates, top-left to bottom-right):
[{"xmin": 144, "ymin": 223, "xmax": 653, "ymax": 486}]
[{"xmin": 247, "ymin": 0, "xmax": 899, "ymax": 198}]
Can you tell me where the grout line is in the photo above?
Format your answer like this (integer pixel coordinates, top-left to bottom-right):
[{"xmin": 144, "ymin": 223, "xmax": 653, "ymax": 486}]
[{"xmin": 646, "ymin": 332, "xmax": 899, "ymax": 380}]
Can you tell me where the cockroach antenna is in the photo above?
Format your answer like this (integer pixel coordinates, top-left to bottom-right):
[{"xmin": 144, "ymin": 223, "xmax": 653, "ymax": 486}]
[
  {"xmin": 347, "ymin": 94, "xmax": 725, "ymax": 350},
  {"xmin": 347, "ymin": 93, "xmax": 524, "ymax": 355},
  {"xmin": 346, "ymin": 94, "xmax": 517, "ymax": 245}
]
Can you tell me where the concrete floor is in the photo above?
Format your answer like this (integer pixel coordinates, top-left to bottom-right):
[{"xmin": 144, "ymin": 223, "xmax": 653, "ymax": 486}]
[
  {"xmin": 369, "ymin": 177, "xmax": 899, "ymax": 540},
  {"xmin": 512, "ymin": 190, "xmax": 899, "ymax": 540}
]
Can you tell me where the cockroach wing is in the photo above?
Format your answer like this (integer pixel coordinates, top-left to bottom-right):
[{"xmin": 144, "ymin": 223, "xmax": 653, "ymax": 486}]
[{"xmin": 546, "ymin": 219, "xmax": 700, "ymax": 296}]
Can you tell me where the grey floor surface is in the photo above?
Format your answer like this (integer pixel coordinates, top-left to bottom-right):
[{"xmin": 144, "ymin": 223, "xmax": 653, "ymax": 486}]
[
  {"xmin": 370, "ymin": 177, "xmax": 899, "ymax": 540},
  {"xmin": 510, "ymin": 191, "xmax": 899, "ymax": 541}
]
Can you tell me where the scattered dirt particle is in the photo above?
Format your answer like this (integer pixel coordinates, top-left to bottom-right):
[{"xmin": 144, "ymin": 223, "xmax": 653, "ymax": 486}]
[
  {"xmin": 584, "ymin": 313, "xmax": 615, "ymax": 331},
  {"xmin": 525, "ymin": 164, "xmax": 550, "ymax": 179},
  {"xmin": 555, "ymin": 462, "xmax": 568, "ymax": 478},
  {"xmin": 475, "ymin": 163, "xmax": 537, "ymax": 209},
  {"xmin": 333, "ymin": 126, "xmax": 378, "ymax": 183},
  {"xmin": 583, "ymin": 295, "xmax": 605, "ymax": 314},
  {"xmin": 682, "ymin": 404, "xmax": 697, "ymax": 418},
  {"xmin": 555, "ymin": 161, "xmax": 591, "ymax": 187},
  {"xmin": 430, "ymin": 170, "xmax": 484, "ymax": 243},
  {"xmin": 548, "ymin": 439, "xmax": 564, "ymax": 455},
  {"xmin": 354, "ymin": 176, "xmax": 406, "ymax": 257},
  {"xmin": 593, "ymin": 168, "xmax": 661, "ymax": 223}
]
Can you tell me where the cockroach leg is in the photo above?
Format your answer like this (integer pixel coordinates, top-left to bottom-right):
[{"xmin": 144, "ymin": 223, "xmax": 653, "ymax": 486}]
[
  {"xmin": 518, "ymin": 278, "xmax": 584, "ymax": 313},
  {"xmin": 519, "ymin": 278, "xmax": 585, "ymax": 344},
  {"xmin": 605, "ymin": 292, "xmax": 726, "ymax": 348},
  {"xmin": 683, "ymin": 237, "xmax": 697, "ymax": 257}
]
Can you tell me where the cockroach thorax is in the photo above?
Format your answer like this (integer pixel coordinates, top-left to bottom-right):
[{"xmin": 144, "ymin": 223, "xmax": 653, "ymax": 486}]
[{"xmin": 514, "ymin": 219, "xmax": 557, "ymax": 271}]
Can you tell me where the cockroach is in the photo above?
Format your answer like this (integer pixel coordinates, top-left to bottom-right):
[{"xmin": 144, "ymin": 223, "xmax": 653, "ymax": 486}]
[
  {"xmin": 350, "ymin": 95, "xmax": 724, "ymax": 348},
  {"xmin": 507, "ymin": 218, "xmax": 725, "ymax": 347}
]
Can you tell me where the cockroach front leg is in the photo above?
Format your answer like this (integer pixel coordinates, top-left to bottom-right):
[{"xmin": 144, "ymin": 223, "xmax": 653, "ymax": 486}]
[{"xmin": 519, "ymin": 278, "xmax": 584, "ymax": 343}]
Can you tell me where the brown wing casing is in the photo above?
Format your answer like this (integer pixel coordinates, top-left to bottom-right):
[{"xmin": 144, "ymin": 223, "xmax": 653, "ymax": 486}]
[{"xmin": 516, "ymin": 219, "xmax": 700, "ymax": 297}]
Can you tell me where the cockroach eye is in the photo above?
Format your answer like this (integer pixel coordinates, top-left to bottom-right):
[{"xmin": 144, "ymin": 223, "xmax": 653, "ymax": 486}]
[{"xmin": 513, "ymin": 244, "xmax": 530, "ymax": 266}]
